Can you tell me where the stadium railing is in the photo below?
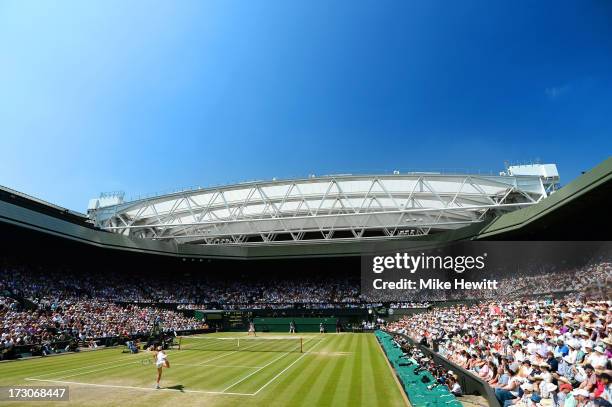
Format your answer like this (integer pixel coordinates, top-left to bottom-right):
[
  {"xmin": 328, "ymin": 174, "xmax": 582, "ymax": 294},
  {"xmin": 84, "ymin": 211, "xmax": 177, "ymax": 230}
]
[
  {"xmin": 376, "ymin": 330, "xmax": 461, "ymax": 407},
  {"xmin": 388, "ymin": 331, "xmax": 500, "ymax": 407}
]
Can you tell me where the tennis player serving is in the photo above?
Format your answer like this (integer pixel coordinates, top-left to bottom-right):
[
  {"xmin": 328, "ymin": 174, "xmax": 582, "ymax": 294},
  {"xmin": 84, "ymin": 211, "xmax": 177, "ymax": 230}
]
[{"xmin": 154, "ymin": 346, "xmax": 170, "ymax": 389}]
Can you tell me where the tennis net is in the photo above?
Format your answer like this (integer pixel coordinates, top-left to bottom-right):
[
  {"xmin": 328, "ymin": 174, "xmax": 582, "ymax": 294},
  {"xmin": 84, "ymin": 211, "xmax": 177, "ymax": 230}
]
[{"xmin": 178, "ymin": 336, "xmax": 303, "ymax": 353}]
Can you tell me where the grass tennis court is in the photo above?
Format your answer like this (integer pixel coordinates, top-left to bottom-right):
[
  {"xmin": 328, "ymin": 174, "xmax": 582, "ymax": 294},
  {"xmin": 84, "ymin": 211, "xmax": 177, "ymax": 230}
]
[{"xmin": 0, "ymin": 333, "xmax": 408, "ymax": 407}]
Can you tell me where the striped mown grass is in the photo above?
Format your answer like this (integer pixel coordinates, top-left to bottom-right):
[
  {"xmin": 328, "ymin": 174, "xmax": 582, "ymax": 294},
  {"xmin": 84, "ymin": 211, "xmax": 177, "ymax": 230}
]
[{"xmin": 0, "ymin": 332, "xmax": 408, "ymax": 407}]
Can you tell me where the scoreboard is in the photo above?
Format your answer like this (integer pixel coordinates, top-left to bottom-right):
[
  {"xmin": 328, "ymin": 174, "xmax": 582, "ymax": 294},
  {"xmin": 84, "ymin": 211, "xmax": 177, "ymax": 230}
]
[
  {"xmin": 194, "ymin": 310, "xmax": 251, "ymax": 330},
  {"xmin": 195, "ymin": 310, "xmax": 253, "ymax": 331},
  {"xmin": 224, "ymin": 311, "xmax": 248, "ymax": 330}
]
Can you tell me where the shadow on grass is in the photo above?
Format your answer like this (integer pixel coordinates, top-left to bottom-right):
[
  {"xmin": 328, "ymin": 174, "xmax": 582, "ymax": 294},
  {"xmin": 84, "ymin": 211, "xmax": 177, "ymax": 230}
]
[{"xmin": 165, "ymin": 384, "xmax": 185, "ymax": 392}]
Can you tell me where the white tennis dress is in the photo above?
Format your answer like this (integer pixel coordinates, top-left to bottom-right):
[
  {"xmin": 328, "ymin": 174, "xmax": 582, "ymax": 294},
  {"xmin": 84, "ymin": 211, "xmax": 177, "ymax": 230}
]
[{"xmin": 156, "ymin": 351, "xmax": 167, "ymax": 368}]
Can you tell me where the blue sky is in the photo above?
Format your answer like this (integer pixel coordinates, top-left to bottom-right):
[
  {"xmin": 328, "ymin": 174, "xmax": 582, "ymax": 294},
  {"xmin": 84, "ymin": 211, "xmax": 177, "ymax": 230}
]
[{"xmin": 1, "ymin": 1, "xmax": 611, "ymax": 211}]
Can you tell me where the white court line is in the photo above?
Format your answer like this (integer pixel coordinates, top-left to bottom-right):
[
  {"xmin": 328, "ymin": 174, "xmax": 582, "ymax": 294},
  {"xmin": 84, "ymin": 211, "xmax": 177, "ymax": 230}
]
[
  {"xmin": 34, "ymin": 342, "xmax": 270, "ymax": 384},
  {"xmin": 24, "ymin": 378, "xmax": 254, "ymax": 396},
  {"xmin": 27, "ymin": 345, "xmax": 210, "ymax": 380},
  {"xmin": 221, "ymin": 337, "xmax": 315, "ymax": 393},
  {"xmin": 24, "ymin": 337, "xmax": 323, "ymax": 398},
  {"xmin": 253, "ymin": 337, "xmax": 327, "ymax": 395},
  {"xmin": 221, "ymin": 353, "xmax": 291, "ymax": 392}
]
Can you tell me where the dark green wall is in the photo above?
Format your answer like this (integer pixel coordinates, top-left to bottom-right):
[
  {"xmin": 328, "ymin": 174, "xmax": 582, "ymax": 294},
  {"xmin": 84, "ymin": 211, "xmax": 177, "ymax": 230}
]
[{"xmin": 254, "ymin": 317, "xmax": 337, "ymax": 333}]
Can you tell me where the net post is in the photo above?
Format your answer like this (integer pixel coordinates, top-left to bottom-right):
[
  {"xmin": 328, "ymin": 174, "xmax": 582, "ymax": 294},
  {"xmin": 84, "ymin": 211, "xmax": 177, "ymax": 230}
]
[
  {"xmin": 300, "ymin": 337, "xmax": 303, "ymax": 353},
  {"xmin": 178, "ymin": 336, "xmax": 182, "ymax": 350}
]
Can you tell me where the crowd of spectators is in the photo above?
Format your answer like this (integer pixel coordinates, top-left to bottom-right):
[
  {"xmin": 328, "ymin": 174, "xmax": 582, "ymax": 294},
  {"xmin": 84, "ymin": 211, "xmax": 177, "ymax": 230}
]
[
  {"xmin": 492, "ymin": 261, "xmax": 611, "ymax": 301},
  {"xmin": 0, "ymin": 265, "xmax": 367, "ymax": 308},
  {"xmin": 1, "ymin": 262, "xmax": 412, "ymax": 357},
  {"xmin": 3, "ymin": 255, "xmax": 610, "ymax": 383},
  {"xmin": 2, "ymin": 299, "xmax": 204, "ymax": 346},
  {"xmin": 2, "ymin": 258, "xmax": 608, "ymax": 309},
  {"xmin": 370, "ymin": 259, "xmax": 611, "ymax": 303},
  {"xmin": 388, "ymin": 300, "xmax": 612, "ymax": 406},
  {"xmin": 1, "ymin": 267, "xmax": 208, "ymax": 357}
]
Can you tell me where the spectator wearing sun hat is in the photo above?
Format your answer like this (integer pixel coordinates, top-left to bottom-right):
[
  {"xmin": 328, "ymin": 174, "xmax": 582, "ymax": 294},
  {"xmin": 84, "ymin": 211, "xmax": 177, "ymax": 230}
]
[
  {"xmin": 572, "ymin": 388, "xmax": 591, "ymax": 406},
  {"xmin": 533, "ymin": 363, "xmax": 555, "ymax": 398},
  {"xmin": 564, "ymin": 341, "xmax": 580, "ymax": 365},
  {"xmin": 581, "ymin": 340, "xmax": 594, "ymax": 359},
  {"xmin": 504, "ymin": 382, "xmax": 531, "ymax": 407},
  {"xmin": 588, "ymin": 347, "xmax": 609, "ymax": 370}
]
